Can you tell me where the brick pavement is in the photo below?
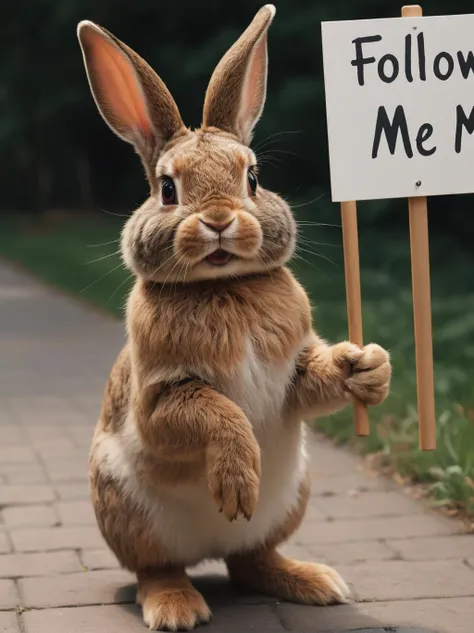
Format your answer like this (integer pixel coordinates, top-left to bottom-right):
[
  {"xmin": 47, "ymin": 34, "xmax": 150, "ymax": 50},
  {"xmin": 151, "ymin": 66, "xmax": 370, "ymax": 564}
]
[{"xmin": 0, "ymin": 261, "xmax": 473, "ymax": 633}]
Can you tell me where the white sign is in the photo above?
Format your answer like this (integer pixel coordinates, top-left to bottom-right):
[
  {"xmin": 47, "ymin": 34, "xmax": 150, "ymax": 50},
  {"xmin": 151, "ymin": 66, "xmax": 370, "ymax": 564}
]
[{"xmin": 321, "ymin": 14, "xmax": 474, "ymax": 202}]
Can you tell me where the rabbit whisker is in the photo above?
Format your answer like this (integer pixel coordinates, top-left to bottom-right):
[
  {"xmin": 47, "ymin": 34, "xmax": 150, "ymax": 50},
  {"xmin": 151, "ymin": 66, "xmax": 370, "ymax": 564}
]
[
  {"xmin": 158, "ymin": 253, "xmax": 187, "ymax": 303},
  {"xmin": 173, "ymin": 256, "xmax": 189, "ymax": 301},
  {"xmin": 100, "ymin": 208, "xmax": 131, "ymax": 219},
  {"xmin": 252, "ymin": 130, "xmax": 302, "ymax": 152},
  {"xmin": 84, "ymin": 250, "xmax": 122, "ymax": 265},
  {"xmin": 141, "ymin": 250, "xmax": 181, "ymax": 302},
  {"xmin": 295, "ymin": 245, "xmax": 338, "ymax": 268},
  {"xmin": 298, "ymin": 236, "xmax": 340, "ymax": 248},
  {"xmin": 295, "ymin": 221, "xmax": 341, "ymax": 228},
  {"xmin": 86, "ymin": 238, "xmax": 120, "ymax": 248},
  {"xmin": 289, "ymin": 194, "xmax": 326, "ymax": 209},
  {"xmin": 80, "ymin": 262, "xmax": 124, "ymax": 294},
  {"xmin": 108, "ymin": 271, "xmax": 134, "ymax": 305}
]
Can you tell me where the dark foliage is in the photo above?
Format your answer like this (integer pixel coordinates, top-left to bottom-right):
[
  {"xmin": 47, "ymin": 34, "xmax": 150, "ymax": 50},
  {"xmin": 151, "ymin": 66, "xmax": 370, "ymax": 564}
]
[{"xmin": 1, "ymin": 0, "xmax": 474, "ymax": 245}]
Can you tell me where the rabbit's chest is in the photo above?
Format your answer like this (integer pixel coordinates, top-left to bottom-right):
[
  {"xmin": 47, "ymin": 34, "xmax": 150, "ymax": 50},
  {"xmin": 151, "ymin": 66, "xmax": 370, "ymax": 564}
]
[{"xmin": 215, "ymin": 338, "xmax": 299, "ymax": 429}]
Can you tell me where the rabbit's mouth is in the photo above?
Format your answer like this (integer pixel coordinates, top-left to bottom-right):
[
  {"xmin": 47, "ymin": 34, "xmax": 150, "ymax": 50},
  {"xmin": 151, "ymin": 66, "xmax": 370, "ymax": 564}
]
[{"xmin": 205, "ymin": 249, "xmax": 234, "ymax": 266}]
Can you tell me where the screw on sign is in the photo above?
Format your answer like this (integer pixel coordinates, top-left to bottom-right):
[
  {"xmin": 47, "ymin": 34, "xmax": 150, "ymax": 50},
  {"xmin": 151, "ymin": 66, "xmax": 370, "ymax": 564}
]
[{"xmin": 322, "ymin": 4, "xmax": 474, "ymax": 451}]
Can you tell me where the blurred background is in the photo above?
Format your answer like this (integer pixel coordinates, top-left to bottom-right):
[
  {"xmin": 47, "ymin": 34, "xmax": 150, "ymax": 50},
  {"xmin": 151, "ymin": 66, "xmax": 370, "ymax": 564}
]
[{"xmin": 1, "ymin": 1, "xmax": 473, "ymax": 520}]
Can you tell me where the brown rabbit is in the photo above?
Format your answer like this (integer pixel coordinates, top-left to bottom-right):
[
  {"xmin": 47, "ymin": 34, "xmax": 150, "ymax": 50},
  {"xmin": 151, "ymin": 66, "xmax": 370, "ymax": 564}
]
[{"xmin": 77, "ymin": 5, "xmax": 391, "ymax": 631}]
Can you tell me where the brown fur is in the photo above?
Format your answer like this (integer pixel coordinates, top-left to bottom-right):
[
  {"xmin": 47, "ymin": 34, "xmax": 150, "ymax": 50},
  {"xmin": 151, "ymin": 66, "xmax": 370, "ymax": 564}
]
[
  {"xmin": 226, "ymin": 471, "xmax": 351, "ymax": 605},
  {"xmin": 77, "ymin": 23, "xmax": 184, "ymax": 190},
  {"xmin": 99, "ymin": 345, "xmax": 131, "ymax": 433},
  {"xmin": 90, "ymin": 453, "xmax": 167, "ymax": 570},
  {"xmin": 129, "ymin": 268, "xmax": 310, "ymax": 380},
  {"xmin": 119, "ymin": 129, "xmax": 296, "ymax": 284},
  {"xmin": 137, "ymin": 570, "xmax": 211, "ymax": 631},
  {"xmin": 79, "ymin": 5, "xmax": 391, "ymax": 630},
  {"xmin": 289, "ymin": 339, "xmax": 390, "ymax": 419},
  {"xmin": 202, "ymin": 6, "xmax": 274, "ymax": 144},
  {"xmin": 227, "ymin": 550, "xmax": 350, "ymax": 606}
]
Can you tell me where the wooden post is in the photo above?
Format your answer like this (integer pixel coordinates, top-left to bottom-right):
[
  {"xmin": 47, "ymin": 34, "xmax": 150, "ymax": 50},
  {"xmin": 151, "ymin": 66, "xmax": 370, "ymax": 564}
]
[
  {"xmin": 341, "ymin": 201, "xmax": 370, "ymax": 436},
  {"xmin": 402, "ymin": 5, "xmax": 437, "ymax": 451}
]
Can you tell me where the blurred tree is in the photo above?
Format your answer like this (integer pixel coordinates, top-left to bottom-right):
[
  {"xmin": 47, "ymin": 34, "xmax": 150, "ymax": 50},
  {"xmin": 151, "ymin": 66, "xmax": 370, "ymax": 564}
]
[{"xmin": 1, "ymin": 0, "xmax": 473, "ymax": 246}]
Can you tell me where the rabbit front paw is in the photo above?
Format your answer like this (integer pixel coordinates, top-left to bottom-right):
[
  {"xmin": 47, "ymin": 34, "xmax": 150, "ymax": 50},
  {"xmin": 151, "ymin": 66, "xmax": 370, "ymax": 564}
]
[
  {"xmin": 341, "ymin": 342, "xmax": 392, "ymax": 406},
  {"xmin": 207, "ymin": 434, "xmax": 261, "ymax": 522}
]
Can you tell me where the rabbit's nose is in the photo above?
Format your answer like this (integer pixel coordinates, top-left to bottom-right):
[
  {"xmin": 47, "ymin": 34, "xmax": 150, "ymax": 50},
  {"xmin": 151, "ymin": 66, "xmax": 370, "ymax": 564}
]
[{"xmin": 199, "ymin": 217, "xmax": 235, "ymax": 233}]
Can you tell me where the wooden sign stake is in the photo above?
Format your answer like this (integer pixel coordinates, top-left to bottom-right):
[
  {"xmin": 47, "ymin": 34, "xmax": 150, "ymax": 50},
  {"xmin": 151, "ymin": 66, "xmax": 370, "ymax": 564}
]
[
  {"xmin": 341, "ymin": 200, "xmax": 370, "ymax": 436},
  {"xmin": 402, "ymin": 4, "xmax": 436, "ymax": 451}
]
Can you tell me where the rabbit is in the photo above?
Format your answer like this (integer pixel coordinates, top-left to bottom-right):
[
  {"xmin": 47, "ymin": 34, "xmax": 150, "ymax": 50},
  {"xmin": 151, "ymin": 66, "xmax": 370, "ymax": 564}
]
[{"xmin": 77, "ymin": 5, "xmax": 391, "ymax": 631}]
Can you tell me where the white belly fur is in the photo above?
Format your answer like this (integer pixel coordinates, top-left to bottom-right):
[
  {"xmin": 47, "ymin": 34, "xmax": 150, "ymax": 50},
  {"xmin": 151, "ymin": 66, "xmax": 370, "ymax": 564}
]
[{"xmin": 95, "ymin": 339, "xmax": 308, "ymax": 565}]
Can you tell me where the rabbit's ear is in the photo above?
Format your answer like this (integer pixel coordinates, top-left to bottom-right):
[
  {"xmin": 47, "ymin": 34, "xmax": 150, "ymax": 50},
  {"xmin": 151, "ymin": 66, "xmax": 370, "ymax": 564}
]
[
  {"xmin": 202, "ymin": 5, "xmax": 275, "ymax": 146},
  {"xmin": 77, "ymin": 21, "xmax": 184, "ymax": 184}
]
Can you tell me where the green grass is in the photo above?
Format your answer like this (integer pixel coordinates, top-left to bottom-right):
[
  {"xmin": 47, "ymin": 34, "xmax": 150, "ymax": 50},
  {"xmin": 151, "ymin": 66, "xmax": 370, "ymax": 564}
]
[
  {"xmin": 1, "ymin": 209, "xmax": 474, "ymax": 521},
  {"xmin": 0, "ymin": 212, "xmax": 132, "ymax": 317}
]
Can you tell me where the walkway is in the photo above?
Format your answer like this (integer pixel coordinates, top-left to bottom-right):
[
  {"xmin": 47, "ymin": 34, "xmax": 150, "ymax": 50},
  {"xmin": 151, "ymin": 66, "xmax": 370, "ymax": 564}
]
[{"xmin": 0, "ymin": 261, "xmax": 473, "ymax": 633}]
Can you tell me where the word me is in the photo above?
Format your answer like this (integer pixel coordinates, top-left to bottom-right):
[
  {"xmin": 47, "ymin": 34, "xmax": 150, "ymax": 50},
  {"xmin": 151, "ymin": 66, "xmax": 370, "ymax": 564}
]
[{"xmin": 352, "ymin": 33, "xmax": 474, "ymax": 158}]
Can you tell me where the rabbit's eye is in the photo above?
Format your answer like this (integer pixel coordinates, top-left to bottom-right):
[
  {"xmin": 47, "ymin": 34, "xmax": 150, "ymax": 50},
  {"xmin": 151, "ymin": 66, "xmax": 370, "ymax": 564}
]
[
  {"xmin": 161, "ymin": 177, "xmax": 177, "ymax": 205},
  {"xmin": 247, "ymin": 168, "xmax": 258, "ymax": 196}
]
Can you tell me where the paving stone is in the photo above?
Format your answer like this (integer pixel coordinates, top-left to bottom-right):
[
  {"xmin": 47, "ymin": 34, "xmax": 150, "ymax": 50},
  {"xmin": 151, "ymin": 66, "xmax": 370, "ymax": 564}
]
[
  {"xmin": 303, "ymin": 503, "xmax": 327, "ymax": 522},
  {"xmin": 2, "ymin": 505, "xmax": 58, "ymax": 528},
  {"xmin": 8, "ymin": 397, "xmax": 82, "ymax": 420},
  {"xmin": 315, "ymin": 491, "xmax": 422, "ymax": 520},
  {"xmin": 32, "ymin": 438, "xmax": 77, "ymax": 458},
  {"xmin": 0, "ymin": 579, "xmax": 19, "ymax": 610},
  {"xmin": 0, "ymin": 551, "xmax": 82, "ymax": 578},
  {"xmin": 72, "ymin": 439, "xmax": 94, "ymax": 451},
  {"xmin": 68, "ymin": 420, "xmax": 96, "ymax": 444},
  {"xmin": 388, "ymin": 535, "xmax": 474, "ymax": 561},
  {"xmin": 73, "ymin": 395, "xmax": 105, "ymax": 416},
  {"xmin": 1, "ymin": 261, "xmax": 472, "ymax": 633},
  {"xmin": 54, "ymin": 484, "xmax": 90, "ymax": 500},
  {"xmin": 56, "ymin": 500, "xmax": 96, "ymax": 526},
  {"xmin": 0, "ymin": 464, "xmax": 46, "ymax": 485},
  {"xmin": 0, "ymin": 427, "xmax": 23, "ymax": 447},
  {"xmin": 311, "ymin": 472, "xmax": 392, "ymax": 496},
  {"xmin": 277, "ymin": 602, "xmax": 438, "ymax": 632},
  {"xmin": 81, "ymin": 549, "xmax": 120, "ymax": 570},
  {"xmin": 22, "ymin": 605, "xmax": 145, "ymax": 633},
  {"xmin": 278, "ymin": 542, "xmax": 315, "ymax": 561},
  {"xmin": 306, "ymin": 434, "xmax": 359, "ymax": 477},
  {"xmin": 4, "ymin": 471, "xmax": 47, "ymax": 485},
  {"xmin": 0, "ymin": 612, "xmax": 20, "ymax": 633},
  {"xmin": 69, "ymin": 426, "xmax": 94, "ymax": 442},
  {"xmin": 22, "ymin": 425, "xmax": 69, "ymax": 441},
  {"xmin": 276, "ymin": 603, "xmax": 381, "ymax": 631},
  {"xmin": 0, "ymin": 463, "xmax": 44, "ymax": 477},
  {"xmin": 44, "ymin": 460, "xmax": 88, "ymax": 483},
  {"xmin": 0, "ymin": 485, "xmax": 55, "ymax": 506},
  {"xmin": 11, "ymin": 526, "xmax": 104, "ymax": 552},
  {"xmin": 19, "ymin": 603, "xmax": 290, "ymax": 633},
  {"xmin": 0, "ymin": 533, "xmax": 10, "ymax": 554},
  {"xmin": 19, "ymin": 569, "xmax": 135, "ymax": 608},
  {"xmin": 18, "ymin": 410, "xmax": 90, "ymax": 427},
  {"xmin": 361, "ymin": 597, "xmax": 474, "ymax": 633},
  {"xmin": 205, "ymin": 604, "xmax": 285, "ymax": 630},
  {"xmin": 283, "ymin": 539, "xmax": 393, "ymax": 566},
  {"xmin": 307, "ymin": 540, "xmax": 396, "ymax": 565},
  {"xmin": 0, "ymin": 448, "xmax": 36, "ymax": 466},
  {"xmin": 338, "ymin": 559, "xmax": 474, "ymax": 601},
  {"xmin": 23, "ymin": 602, "xmax": 284, "ymax": 633},
  {"xmin": 53, "ymin": 412, "xmax": 95, "ymax": 426},
  {"xmin": 294, "ymin": 515, "xmax": 457, "ymax": 546}
]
